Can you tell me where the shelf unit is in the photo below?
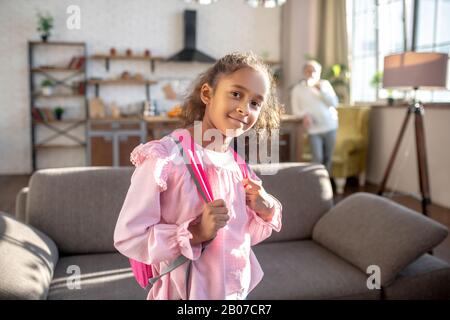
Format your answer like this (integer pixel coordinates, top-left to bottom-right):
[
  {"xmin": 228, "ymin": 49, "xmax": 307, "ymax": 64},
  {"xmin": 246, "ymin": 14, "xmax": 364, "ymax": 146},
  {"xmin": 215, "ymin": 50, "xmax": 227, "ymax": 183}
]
[
  {"xmin": 28, "ymin": 41, "xmax": 88, "ymax": 171},
  {"xmin": 87, "ymin": 78, "xmax": 158, "ymax": 100},
  {"xmin": 88, "ymin": 53, "xmax": 161, "ymax": 99},
  {"xmin": 90, "ymin": 54, "xmax": 166, "ymax": 72},
  {"xmin": 89, "ymin": 53, "xmax": 279, "ymax": 71},
  {"xmin": 87, "ymin": 53, "xmax": 156, "ymax": 167}
]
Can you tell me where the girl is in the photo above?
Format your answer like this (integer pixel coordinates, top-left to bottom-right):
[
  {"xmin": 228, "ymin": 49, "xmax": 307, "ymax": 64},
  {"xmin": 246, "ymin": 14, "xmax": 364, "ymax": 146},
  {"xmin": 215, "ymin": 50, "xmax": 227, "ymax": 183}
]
[{"xmin": 114, "ymin": 52, "xmax": 283, "ymax": 300}]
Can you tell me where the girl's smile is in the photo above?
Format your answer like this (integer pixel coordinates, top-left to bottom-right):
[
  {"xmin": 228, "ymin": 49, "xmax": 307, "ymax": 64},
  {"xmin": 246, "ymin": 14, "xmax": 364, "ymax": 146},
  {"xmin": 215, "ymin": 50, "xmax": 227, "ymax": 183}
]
[{"xmin": 227, "ymin": 115, "xmax": 247, "ymax": 126}]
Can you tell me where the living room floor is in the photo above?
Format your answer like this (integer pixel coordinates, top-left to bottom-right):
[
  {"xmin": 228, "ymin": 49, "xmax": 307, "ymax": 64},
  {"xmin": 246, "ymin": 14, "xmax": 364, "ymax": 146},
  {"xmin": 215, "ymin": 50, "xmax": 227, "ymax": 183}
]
[{"xmin": 1, "ymin": 174, "xmax": 449, "ymax": 264}]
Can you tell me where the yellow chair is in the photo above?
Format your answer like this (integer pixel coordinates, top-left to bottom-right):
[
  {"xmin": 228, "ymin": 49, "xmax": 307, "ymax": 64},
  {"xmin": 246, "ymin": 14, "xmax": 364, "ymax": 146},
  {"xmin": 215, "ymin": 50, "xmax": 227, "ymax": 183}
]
[{"xmin": 302, "ymin": 106, "xmax": 371, "ymax": 194}]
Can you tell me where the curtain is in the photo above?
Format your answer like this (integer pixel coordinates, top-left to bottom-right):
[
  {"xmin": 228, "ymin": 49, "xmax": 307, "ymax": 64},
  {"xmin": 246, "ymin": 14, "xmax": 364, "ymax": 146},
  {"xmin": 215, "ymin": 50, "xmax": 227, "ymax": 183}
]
[
  {"xmin": 317, "ymin": 0, "xmax": 349, "ymax": 68},
  {"xmin": 280, "ymin": 0, "xmax": 349, "ymax": 107}
]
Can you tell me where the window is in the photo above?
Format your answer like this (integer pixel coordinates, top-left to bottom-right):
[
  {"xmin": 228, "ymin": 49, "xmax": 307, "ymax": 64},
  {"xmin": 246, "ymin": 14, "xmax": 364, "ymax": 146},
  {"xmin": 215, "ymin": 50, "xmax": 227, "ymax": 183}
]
[{"xmin": 347, "ymin": 0, "xmax": 450, "ymax": 103}]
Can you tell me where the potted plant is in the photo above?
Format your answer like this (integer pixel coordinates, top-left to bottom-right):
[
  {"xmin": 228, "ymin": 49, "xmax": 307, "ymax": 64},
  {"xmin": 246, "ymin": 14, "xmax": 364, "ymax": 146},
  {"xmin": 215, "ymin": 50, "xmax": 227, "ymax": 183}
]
[
  {"xmin": 53, "ymin": 106, "xmax": 64, "ymax": 120},
  {"xmin": 37, "ymin": 12, "xmax": 54, "ymax": 42},
  {"xmin": 387, "ymin": 89, "xmax": 394, "ymax": 106},
  {"xmin": 371, "ymin": 71, "xmax": 394, "ymax": 105},
  {"xmin": 322, "ymin": 63, "xmax": 350, "ymax": 103},
  {"xmin": 41, "ymin": 79, "xmax": 55, "ymax": 96}
]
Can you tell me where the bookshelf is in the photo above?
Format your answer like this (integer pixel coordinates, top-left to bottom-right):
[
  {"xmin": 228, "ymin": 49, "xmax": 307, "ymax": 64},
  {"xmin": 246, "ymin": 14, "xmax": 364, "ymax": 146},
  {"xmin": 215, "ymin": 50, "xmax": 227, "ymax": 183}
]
[{"xmin": 28, "ymin": 41, "xmax": 88, "ymax": 171}]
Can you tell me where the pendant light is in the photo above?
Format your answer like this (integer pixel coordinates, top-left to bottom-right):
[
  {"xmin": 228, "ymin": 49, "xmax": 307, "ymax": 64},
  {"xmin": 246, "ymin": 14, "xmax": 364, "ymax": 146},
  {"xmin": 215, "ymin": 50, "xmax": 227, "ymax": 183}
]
[
  {"xmin": 182, "ymin": 0, "xmax": 218, "ymax": 5},
  {"xmin": 245, "ymin": 0, "xmax": 286, "ymax": 8}
]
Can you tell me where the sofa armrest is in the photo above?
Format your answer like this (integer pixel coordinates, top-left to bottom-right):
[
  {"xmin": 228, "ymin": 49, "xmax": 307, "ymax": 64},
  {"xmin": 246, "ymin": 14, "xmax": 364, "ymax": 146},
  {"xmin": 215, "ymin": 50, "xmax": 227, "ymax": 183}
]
[
  {"xmin": 0, "ymin": 211, "xmax": 59, "ymax": 299},
  {"xmin": 15, "ymin": 187, "xmax": 28, "ymax": 222},
  {"xmin": 312, "ymin": 192, "xmax": 448, "ymax": 286}
]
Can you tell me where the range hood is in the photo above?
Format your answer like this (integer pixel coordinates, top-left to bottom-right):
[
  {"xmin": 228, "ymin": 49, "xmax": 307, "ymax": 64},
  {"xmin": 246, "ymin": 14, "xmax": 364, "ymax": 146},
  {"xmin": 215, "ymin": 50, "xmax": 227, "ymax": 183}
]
[{"xmin": 168, "ymin": 10, "xmax": 215, "ymax": 63}]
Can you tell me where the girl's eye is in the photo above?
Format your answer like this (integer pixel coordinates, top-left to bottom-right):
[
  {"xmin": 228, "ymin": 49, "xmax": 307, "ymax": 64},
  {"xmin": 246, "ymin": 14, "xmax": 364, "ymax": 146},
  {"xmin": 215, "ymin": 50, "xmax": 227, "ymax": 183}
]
[
  {"xmin": 231, "ymin": 91, "xmax": 241, "ymax": 98},
  {"xmin": 251, "ymin": 100, "xmax": 262, "ymax": 108}
]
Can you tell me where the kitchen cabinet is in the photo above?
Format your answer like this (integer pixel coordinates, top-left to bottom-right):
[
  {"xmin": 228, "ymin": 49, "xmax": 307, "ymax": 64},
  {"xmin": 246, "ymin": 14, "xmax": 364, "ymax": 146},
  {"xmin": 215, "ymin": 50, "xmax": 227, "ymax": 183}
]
[{"xmin": 88, "ymin": 118, "xmax": 146, "ymax": 166}]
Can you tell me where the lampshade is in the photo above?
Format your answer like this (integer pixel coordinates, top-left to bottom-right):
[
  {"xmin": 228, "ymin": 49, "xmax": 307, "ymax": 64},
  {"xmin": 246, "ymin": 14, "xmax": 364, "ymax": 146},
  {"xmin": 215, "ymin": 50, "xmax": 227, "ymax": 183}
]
[
  {"xmin": 383, "ymin": 52, "xmax": 448, "ymax": 90},
  {"xmin": 182, "ymin": 0, "xmax": 218, "ymax": 4},
  {"xmin": 245, "ymin": 0, "xmax": 286, "ymax": 8}
]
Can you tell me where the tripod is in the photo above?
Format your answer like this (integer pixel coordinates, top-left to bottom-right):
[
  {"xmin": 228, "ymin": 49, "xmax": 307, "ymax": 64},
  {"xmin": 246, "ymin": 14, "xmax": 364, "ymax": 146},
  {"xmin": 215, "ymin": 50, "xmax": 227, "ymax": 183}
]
[{"xmin": 377, "ymin": 98, "xmax": 431, "ymax": 217}]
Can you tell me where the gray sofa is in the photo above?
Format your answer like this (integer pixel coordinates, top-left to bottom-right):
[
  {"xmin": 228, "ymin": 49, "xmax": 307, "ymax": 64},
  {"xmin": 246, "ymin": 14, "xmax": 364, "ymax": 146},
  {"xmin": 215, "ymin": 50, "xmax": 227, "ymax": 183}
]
[{"xmin": 1, "ymin": 163, "xmax": 449, "ymax": 300}]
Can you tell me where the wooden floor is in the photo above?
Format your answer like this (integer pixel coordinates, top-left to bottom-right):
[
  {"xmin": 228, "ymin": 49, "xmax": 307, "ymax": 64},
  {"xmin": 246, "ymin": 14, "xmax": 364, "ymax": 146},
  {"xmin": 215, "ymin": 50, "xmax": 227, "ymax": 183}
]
[{"xmin": 1, "ymin": 174, "xmax": 449, "ymax": 264}]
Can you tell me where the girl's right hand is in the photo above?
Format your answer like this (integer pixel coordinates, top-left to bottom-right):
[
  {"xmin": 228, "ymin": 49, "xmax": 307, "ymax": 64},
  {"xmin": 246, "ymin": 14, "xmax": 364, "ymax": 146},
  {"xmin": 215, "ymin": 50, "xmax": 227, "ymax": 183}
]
[{"xmin": 189, "ymin": 199, "xmax": 229, "ymax": 245}]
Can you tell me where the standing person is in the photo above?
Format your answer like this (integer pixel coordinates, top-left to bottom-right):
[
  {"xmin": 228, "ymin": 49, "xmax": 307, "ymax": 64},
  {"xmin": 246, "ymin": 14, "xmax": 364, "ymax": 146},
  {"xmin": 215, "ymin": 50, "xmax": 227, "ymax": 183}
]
[
  {"xmin": 114, "ymin": 52, "xmax": 283, "ymax": 300},
  {"xmin": 291, "ymin": 60, "xmax": 339, "ymax": 174}
]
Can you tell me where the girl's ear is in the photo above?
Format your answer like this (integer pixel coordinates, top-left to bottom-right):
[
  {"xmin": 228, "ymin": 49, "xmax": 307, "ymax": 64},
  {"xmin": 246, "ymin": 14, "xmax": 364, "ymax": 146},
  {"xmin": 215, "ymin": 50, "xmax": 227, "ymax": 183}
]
[{"xmin": 200, "ymin": 83, "xmax": 213, "ymax": 106}]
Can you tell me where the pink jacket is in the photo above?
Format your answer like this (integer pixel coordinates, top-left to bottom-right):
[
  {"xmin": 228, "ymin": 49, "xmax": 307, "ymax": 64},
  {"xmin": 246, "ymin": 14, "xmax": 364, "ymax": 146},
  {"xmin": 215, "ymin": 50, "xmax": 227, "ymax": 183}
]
[{"xmin": 113, "ymin": 129, "xmax": 282, "ymax": 300}]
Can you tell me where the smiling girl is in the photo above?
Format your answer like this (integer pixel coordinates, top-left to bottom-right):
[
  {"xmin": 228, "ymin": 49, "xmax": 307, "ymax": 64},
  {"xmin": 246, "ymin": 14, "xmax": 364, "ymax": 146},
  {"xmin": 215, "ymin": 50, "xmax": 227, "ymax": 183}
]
[{"xmin": 114, "ymin": 52, "xmax": 283, "ymax": 300}]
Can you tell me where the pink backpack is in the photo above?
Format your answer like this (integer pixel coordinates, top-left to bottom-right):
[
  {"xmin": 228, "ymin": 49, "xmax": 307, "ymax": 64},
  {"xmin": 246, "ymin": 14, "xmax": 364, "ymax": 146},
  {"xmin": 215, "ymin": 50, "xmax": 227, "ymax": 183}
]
[{"xmin": 128, "ymin": 130, "xmax": 249, "ymax": 290}]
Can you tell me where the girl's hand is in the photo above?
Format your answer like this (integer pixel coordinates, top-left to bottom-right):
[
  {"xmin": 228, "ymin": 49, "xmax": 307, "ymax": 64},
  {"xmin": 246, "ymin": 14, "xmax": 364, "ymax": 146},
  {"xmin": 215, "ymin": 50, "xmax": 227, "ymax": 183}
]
[
  {"xmin": 243, "ymin": 176, "xmax": 275, "ymax": 222},
  {"xmin": 189, "ymin": 199, "xmax": 229, "ymax": 245}
]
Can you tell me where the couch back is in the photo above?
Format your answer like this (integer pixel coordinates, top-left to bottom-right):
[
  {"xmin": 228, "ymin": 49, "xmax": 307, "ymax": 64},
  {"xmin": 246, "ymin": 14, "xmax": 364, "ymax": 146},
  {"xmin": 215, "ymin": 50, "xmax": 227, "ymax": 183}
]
[
  {"xmin": 337, "ymin": 105, "xmax": 371, "ymax": 138},
  {"xmin": 25, "ymin": 163, "xmax": 333, "ymax": 254},
  {"xmin": 27, "ymin": 167, "xmax": 133, "ymax": 255},
  {"xmin": 251, "ymin": 163, "xmax": 333, "ymax": 243}
]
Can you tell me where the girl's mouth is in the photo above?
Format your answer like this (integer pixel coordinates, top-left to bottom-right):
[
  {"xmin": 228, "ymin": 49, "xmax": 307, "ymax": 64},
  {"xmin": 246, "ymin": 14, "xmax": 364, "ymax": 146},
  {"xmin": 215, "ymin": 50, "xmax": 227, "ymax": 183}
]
[{"xmin": 227, "ymin": 115, "xmax": 247, "ymax": 126}]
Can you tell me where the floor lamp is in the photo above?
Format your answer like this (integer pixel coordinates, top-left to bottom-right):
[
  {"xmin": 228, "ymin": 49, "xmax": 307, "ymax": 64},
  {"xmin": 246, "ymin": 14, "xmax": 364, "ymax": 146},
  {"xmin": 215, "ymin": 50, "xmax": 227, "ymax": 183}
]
[{"xmin": 377, "ymin": 52, "xmax": 449, "ymax": 217}]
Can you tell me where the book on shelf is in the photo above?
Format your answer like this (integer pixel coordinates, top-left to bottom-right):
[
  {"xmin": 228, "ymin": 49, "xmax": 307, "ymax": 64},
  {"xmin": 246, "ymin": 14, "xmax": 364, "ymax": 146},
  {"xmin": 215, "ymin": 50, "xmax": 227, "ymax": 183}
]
[
  {"xmin": 44, "ymin": 108, "xmax": 55, "ymax": 121},
  {"xmin": 67, "ymin": 57, "xmax": 76, "ymax": 69},
  {"xmin": 67, "ymin": 56, "xmax": 86, "ymax": 70},
  {"xmin": 33, "ymin": 107, "xmax": 55, "ymax": 122},
  {"xmin": 31, "ymin": 107, "xmax": 44, "ymax": 121},
  {"xmin": 75, "ymin": 57, "xmax": 85, "ymax": 69}
]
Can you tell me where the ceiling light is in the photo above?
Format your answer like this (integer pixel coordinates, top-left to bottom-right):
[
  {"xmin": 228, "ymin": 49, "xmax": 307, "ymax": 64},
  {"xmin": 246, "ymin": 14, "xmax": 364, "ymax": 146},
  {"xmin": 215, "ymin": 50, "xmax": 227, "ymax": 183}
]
[
  {"xmin": 183, "ymin": 0, "xmax": 218, "ymax": 5},
  {"xmin": 245, "ymin": 0, "xmax": 286, "ymax": 8}
]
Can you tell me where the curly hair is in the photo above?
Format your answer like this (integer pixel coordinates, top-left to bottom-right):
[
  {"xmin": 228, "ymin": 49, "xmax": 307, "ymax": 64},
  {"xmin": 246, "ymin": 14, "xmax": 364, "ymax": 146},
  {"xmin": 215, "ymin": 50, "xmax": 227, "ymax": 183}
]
[{"xmin": 180, "ymin": 52, "xmax": 282, "ymax": 134}]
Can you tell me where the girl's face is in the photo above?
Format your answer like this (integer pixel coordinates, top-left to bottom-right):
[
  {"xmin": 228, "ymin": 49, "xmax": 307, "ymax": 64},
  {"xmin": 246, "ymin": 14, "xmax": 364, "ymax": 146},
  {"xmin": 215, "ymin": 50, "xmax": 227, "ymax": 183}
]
[{"xmin": 201, "ymin": 67, "xmax": 269, "ymax": 138}]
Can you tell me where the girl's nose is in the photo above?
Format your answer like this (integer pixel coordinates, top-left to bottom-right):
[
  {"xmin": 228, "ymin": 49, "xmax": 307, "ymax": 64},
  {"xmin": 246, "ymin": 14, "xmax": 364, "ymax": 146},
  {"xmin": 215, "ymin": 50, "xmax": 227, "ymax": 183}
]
[{"xmin": 236, "ymin": 104, "xmax": 249, "ymax": 116}]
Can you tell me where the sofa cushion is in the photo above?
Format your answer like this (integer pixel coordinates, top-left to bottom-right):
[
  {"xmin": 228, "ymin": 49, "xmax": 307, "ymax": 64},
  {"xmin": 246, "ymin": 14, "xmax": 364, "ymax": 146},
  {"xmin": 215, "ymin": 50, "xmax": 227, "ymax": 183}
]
[
  {"xmin": 0, "ymin": 211, "xmax": 59, "ymax": 299},
  {"xmin": 27, "ymin": 167, "xmax": 133, "ymax": 254},
  {"xmin": 48, "ymin": 253, "xmax": 146, "ymax": 300},
  {"xmin": 251, "ymin": 163, "xmax": 333, "ymax": 242},
  {"xmin": 383, "ymin": 254, "xmax": 450, "ymax": 300},
  {"xmin": 334, "ymin": 134, "xmax": 364, "ymax": 157},
  {"xmin": 312, "ymin": 192, "xmax": 449, "ymax": 286},
  {"xmin": 248, "ymin": 240, "xmax": 380, "ymax": 299}
]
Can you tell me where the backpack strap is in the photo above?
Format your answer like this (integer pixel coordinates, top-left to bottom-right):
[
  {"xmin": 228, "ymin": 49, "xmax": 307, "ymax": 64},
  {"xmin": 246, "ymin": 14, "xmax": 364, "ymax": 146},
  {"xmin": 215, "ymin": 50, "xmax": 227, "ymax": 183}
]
[
  {"xmin": 171, "ymin": 133, "xmax": 214, "ymax": 203},
  {"xmin": 148, "ymin": 254, "xmax": 191, "ymax": 286}
]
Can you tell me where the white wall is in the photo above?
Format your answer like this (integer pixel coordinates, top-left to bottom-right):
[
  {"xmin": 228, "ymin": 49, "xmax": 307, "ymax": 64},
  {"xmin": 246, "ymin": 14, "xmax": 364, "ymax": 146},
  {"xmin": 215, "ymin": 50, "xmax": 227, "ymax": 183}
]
[
  {"xmin": 367, "ymin": 106, "xmax": 450, "ymax": 209},
  {"xmin": 0, "ymin": 0, "xmax": 281, "ymax": 173},
  {"xmin": 280, "ymin": 0, "xmax": 319, "ymax": 107}
]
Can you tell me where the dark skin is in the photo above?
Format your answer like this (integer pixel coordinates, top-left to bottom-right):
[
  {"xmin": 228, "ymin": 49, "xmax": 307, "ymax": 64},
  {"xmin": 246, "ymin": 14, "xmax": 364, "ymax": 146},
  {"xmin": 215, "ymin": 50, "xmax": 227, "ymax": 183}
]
[{"xmin": 187, "ymin": 67, "xmax": 277, "ymax": 246}]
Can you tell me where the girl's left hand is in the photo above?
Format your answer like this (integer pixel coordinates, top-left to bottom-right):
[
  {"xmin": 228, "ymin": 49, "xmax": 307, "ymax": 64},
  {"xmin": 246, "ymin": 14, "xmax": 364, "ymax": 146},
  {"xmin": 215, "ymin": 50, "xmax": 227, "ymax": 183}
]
[{"xmin": 243, "ymin": 176, "xmax": 275, "ymax": 222}]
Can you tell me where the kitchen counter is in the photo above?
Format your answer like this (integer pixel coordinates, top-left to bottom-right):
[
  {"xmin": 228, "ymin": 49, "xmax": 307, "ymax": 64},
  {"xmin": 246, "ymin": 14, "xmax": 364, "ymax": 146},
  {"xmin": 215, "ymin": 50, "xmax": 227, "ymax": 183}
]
[{"xmin": 143, "ymin": 114, "xmax": 304, "ymax": 162}]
